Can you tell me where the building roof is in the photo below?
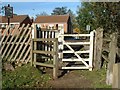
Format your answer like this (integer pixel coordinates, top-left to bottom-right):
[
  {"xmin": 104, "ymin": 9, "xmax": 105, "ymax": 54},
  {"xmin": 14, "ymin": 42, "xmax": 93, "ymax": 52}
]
[
  {"xmin": 34, "ymin": 15, "xmax": 70, "ymax": 23},
  {"xmin": 0, "ymin": 15, "xmax": 29, "ymax": 23}
]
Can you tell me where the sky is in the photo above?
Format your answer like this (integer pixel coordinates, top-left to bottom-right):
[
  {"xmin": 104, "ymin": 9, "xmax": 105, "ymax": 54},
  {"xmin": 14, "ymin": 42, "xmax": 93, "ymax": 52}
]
[{"xmin": 1, "ymin": 2, "xmax": 81, "ymax": 18}]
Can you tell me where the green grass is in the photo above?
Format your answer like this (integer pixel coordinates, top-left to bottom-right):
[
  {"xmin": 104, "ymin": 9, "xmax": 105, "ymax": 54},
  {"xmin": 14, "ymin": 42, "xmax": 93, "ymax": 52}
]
[
  {"xmin": 76, "ymin": 68, "xmax": 112, "ymax": 88},
  {"xmin": 2, "ymin": 63, "xmax": 51, "ymax": 88},
  {"xmin": 2, "ymin": 62, "xmax": 112, "ymax": 88}
]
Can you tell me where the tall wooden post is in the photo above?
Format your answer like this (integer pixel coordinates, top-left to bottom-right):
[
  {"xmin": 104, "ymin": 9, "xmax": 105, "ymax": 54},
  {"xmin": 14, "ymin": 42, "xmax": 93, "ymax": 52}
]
[
  {"xmin": 53, "ymin": 39, "xmax": 58, "ymax": 79},
  {"xmin": 93, "ymin": 28, "xmax": 103, "ymax": 70},
  {"xmin": 106, "ymin": 33, "xmax": 117, "ymax": 85},
  {"xmin": 0, "ymin": 28, "xmax": 1, "ymax": 85},
  {"xmin": 31, "ymin": 39, "xmax": 33, "ymax": 66},
  {"xmin": 34, "ymin": 25, "xmax": 37, "ymax": 67}
]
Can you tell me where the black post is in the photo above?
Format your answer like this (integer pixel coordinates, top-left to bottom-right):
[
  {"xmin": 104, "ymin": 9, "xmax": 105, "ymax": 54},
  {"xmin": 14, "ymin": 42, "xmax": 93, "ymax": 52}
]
[
  {"xmin": 7, "ymin": 4, "xmax": 10, "ymax": 25},
  {"xmin": 8, "ymin": 4, "xmax": 10, "ymax": 34},
  {"xmin": 7, "ymin": 4, "xmax": 11, "ymax": 34}
]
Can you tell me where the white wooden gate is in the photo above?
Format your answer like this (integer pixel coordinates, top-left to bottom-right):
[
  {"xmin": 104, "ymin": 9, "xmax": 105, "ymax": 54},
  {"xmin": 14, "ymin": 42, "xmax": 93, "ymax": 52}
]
[{"xmin": 59, "ymin": 31, "xmax": 94, "ymax": 71}]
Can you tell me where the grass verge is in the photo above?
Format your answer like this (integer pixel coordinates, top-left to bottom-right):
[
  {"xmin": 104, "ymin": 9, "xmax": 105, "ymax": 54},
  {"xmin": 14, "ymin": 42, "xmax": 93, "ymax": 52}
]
[
  {"xmin": 2, "ymin": 63, "xmax": 51, "ymax": 88},
  {"xmin": 76, "ymin": 68, "xmax": 112, "ymax": 88}
]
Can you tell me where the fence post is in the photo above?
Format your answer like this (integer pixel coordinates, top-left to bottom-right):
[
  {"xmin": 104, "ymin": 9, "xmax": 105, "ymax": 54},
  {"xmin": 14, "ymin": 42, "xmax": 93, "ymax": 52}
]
[
  {"xmin": 31, "ymin": 39, "xmax": 33, "ymax": 66},
  {"xmin": 30, "ymin": 26, "xmax": 33, "ymax": 66},
  {"xmin": 93, "ymin": 28, "xmax": 103, "ymax": 70},
  {"xmin": 89, "ymin": 31, "xmax": 94, "ymax": 71},
  {"xmin": 0, "ymin": 28, "xmax": 2, "ymax": 89},
  {"xmin": 53, "ymin": 38, "xmax": 58, "ymax": 79},
  {"xmin": 34, "ymin": 25, "xmax": 37, "ymax": 67},
  {"xmin": 112, "ymin": 63, "xmax": 120, "ymax": 88},
  {"xmin": 106, "ymin": 33, "xmax": 117, "ymax": 85}
]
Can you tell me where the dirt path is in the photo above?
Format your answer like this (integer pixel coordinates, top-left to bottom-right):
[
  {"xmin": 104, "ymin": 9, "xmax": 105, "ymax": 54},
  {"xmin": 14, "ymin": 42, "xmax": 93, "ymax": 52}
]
[{"xmin": 48, "ymin": 70, "xmax": 92, "ymax": 88}]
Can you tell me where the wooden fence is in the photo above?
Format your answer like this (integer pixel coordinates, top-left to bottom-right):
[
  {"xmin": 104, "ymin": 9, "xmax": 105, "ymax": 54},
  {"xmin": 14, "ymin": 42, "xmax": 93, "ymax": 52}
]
[
  {"xmin": 32, "ymin": 26, "xmax": 58, "ymax": 79},
  {"xmin": 102, "ymin": 33, "xmax": 117, "ymax": 85},
  {"xmin": 93, "ymin": 28, "xmax": 103, "ymax": 69},
  {"xmin": 32, "ymin": 38, "xmax": 58, "ymax": 79},
  {"xmin": 93, "ymin": 28, "xmax": 120, "ymax": 88},
  {"xmin": 37, "ymin": 29, "xmax": 59, "ymax": 60},
  {"xmin": 35, "ymin": 27, "xmax": 95, "ymax": 71},
  {"xmin": 0, "ymin": 24, "xmax": 32, "ymax": 64},
  {"xmin": 35, "ymin": 27, "xmax": 64, "ymax": 60}
]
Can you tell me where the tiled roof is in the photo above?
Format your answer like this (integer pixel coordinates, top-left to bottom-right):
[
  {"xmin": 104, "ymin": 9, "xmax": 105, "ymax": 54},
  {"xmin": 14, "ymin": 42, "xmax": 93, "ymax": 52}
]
[
  {"xmin": 34, "ymin": 15, "xmax": 70, "ymax": 23},
  {"xmin": 0, "ymin": 15, "xmax": 29, "ymax": 23}
]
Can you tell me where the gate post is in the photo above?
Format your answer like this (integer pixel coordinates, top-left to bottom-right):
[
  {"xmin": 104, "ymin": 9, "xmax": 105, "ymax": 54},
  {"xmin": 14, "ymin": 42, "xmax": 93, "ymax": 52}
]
[
  {"xmin": 112, "ymin": 63, "xmax": 120, "ymax": 88},
  {"xmin": 89, "ymin": 31, "xmax": 94, "ymax": 71},
  {"xmin": 31, "ymin": 39, "xmax": 33, "ymax": 66},
  {"xmin": 58, "ymin": 29, "xmax": 64, "ymax": 60},
  {"xmin": 106, "ymin": 33, "xmax": 117, "ymax": 85},
  {"xmin": 33, "ymin": 25, "xmax": 37, "ymax": 67},
  {"xmin": 53, "ymin": 38, "xmax": 58, "ymax": 79},
  {"xmin": 93, "ymin": 28, "xmax": 103, "ymax": 70}
]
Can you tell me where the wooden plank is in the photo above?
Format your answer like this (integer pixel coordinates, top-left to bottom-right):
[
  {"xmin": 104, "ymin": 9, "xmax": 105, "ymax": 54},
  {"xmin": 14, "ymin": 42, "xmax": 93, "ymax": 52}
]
[
  {"xmin": 63, "ymin": 40, "xmax": 89, "ymax": 68},
  {"xmin": 33, "ymin": 50, "xmax": 55, "ymax": 55},
  {"xmin": 112, "ymin": 63, "xmax": 120, "ymax": 89},
  {"xmin": 35, "ymin": 62, "xmax": 54, "ymax": 68},
  {"xmin": 1, "ymin": 25, "xmax": 20, "ymax": 58},
  {"xmin": 2, "ymin": 42, "xmax": 31, "ymax": 45},
  {"xmin": 62, "ymin": 67, "xmax": 89, "ymax": 69},
  {"xmin": 22, "ymin": 46, "xmax": 31, "ymax": 62},
  {"xmin": 30, "ymin": 33, "xmax": 33, "ymax": 66},
  {"xmin": 60, "ymin": 34, "xmax": 91, "ymax": 37},
  {"xmin": 0, "ymin": 27, "xmax": 13, "ymax": 54},
  {"xmin": 0, "ymin": 25, "xmax": 10, "ymax": 45},
  {"xmin": 8, "ymin": 24, "xmax": 30, "ymax": 61},
  {"xmin": 102, "ymin": 54, "xmax": 109, "ymax": 62},
  {"xmin": 25, "ymin": 54, "xmax": 31, "ymax": 64},
  {"xmin": 62, "ymin": 58, "xmax": 89, "ymax": 61},
  {"xmin": 63, "ymin": 50, "xmax": 90, "ymax": 53},
  {"xmin": 93, "ymin": 28, "xmax": 103, "ymax": 70},
  {"xmin": 33, "ymin": 38, "xmax": 57, "ymax": 42},
  {"xmin": 13, "ymin": 30, "xmax": 31, "ymax": 61},
  {"xmin": 45, "ymin": 31, "xmax": 48, "ymax": 54},
  {"xmin": 103, "ymin": 38, "xmax": 111, "ymax": 42},
  {"xmin": 41, "ymin": 29, "xmax": 58, "ymax": 32},
  {"xmin": 53, "ymin": 39, "xmax": 58, "ymax": 79},
  {"xmin": 63, "ymin": 42, "xmax": 90, "ymax": 45},
  {"xmin": 17, "ymin": 37, "xmax": 31, "ymax": 62},
  {"xmin": 48, "ymin": 31, "xmax": 51, "ymax": 60},
  {"xmin": 5, "ymin": 24, "xmax": 25, "ymax": 59},
  {"xmin": 106, "ymin": 33, "xmax": 117, "ymax": 85},
  {"xmin": 34, "ymin": 25, "xmax": 37, "ymax": 67}
]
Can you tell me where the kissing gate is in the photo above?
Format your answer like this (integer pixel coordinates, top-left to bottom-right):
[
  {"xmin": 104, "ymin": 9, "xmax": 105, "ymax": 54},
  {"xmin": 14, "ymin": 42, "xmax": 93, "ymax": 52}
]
[
  {"xmin": 0, "ymin": 24, "xmax": 95, "ymax": 79},
  {"xmin": 32, "ymin": 26, "xmax": 94, "ymax": 77}
]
